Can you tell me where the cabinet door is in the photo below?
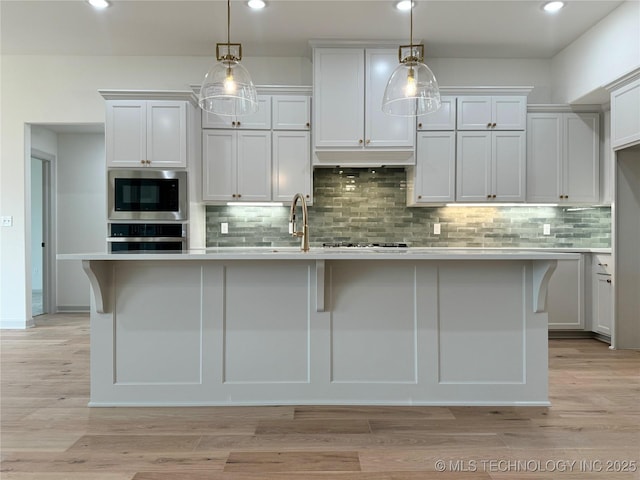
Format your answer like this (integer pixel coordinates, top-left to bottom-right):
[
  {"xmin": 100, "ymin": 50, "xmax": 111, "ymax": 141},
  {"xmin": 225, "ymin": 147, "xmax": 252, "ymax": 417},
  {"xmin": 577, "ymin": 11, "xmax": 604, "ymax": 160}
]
[
  {"xmin": 564, "ymin": 113, "xmax": 599, "ymax": 203},
  {"xmin": 611, "ymin": 77, "xmax": 640, "ymax": 150},
  {"xmin": 417, "ymin": 96, "xmax": 456, "ymax": 131},
  {"xmin": 492, "ymin": 131, "xmax": 525, "ymax": 201},
  {"xmin": 236, "ymin": 131, "xmax": 271, "ymax": 202},
  {"xmin": 548, "ymin": 258, "xmax": 584, "ymax": 330},
  {"xmin": 492, "ymin": 96, "xmax": 526, "ymax": 130},
  {"xmin": 457, "ymin": 96, "xmax": 492, "ymax": 130},
  {"xmin": 365, "ymin": 49, "xmax": 415, "ymax": 148},
  {"xmin": 236, "ymin": 96, "xmax": 272, "ymax": 130},
  {"xmin": 456, "ymin": 131, "xmax": 491, "ymax": 201},
  {"xmin": 146, "ymin": 101, "xmax": 187, "ymax": 168},
  {"xmin": 106, "ymin": 100, "xmax": 147, "ymax": 167},
  {"xmin": 593, "ymin": 274, "xmax": 612, "ymax": 336},
  {"xmin": 313, "ymin": 48, "xmax": 365, "ymax": 147},
  {"xmin": 272, "ymin": 96, "xmax": 310, "ymax": 130},
  {"xmin": 272, "ymin": 131, "xmax": 311, "ymax": 203},
  {"xmin": 414, "ymin": 132, "xmax": 456, "ymax": 203},
  {"xmin": 202, "ymin": 96, "xmax": 271, "ymax": 129},
  {"xmin": 526, "ymin": 113, "xmax": 562, "ymax": 202},
  {"xmin": 202, "ymin": 130, "xmax": 236, "ymax": 201}
]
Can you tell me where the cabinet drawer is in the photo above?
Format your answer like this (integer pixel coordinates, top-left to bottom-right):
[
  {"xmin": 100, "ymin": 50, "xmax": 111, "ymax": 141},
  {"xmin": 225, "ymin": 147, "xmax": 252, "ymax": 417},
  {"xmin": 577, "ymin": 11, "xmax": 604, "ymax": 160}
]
[{"xmin": 592, "ymin": 254, "xmax": 612, "ymax": 275}]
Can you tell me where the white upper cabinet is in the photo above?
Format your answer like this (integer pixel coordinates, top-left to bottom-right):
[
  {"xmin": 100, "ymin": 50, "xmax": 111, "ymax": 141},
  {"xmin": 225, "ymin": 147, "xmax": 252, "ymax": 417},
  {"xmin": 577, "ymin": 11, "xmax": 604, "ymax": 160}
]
[
  {"xmin": 609, "ymin": 74, "xmax": 640, "ymax": 150},
  {"xmin": 106, "ymin": 100, "xmax": 187, "ymax": 168},
  {"xmin": 527, "ymin": 112, "xmax": 599, "ymax": 203},
  {"xmin": 202, "ymin": 96, "xmax": 272, "ymax": 129},
  {"xmin": 409, "ymin": 131, "xmax": 456, "ymax": 204},
  {"xmin": 202, "ymin": 130, "xmax": 271, "ymax": 202},
  {"xmin": 457, "ymin": 96, "xmax": 526, "ymax": 131},
  {"xmin": 313, "ymin": 47, "xmax": 415, "ymax": 150},
  {"xmin": 272, "ymin": 96, "xmax": 310, "ymax": 130},
  {"xmin": 417, "ymin": 96, "xmax": 456, "ymax": 131},
  {"xmin": 272, "ymin": 131, "xmax": 312, "ymax": 203},
  {"xmin": 456, "ymin": 131, "xmax": 525, "ymax": 202}
]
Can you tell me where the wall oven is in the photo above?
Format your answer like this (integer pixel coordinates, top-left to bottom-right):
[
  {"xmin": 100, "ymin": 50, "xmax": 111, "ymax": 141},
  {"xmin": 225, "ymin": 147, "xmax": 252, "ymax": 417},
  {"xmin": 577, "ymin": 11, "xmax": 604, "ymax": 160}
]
[
  {"xmin": 108, "ymin": 169, "xmax": 187, "ymax": 221},
  {"xmin": 108, "ymin": 223, "xmax": 187, "ymax": 252}
]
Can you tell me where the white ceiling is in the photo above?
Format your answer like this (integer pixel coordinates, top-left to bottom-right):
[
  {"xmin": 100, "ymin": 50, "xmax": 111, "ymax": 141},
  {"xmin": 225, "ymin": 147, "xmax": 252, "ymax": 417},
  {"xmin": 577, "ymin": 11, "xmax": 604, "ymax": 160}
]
[{"xmin": 0, "ymin": 0, "xmax": 626, "ymax": 59}]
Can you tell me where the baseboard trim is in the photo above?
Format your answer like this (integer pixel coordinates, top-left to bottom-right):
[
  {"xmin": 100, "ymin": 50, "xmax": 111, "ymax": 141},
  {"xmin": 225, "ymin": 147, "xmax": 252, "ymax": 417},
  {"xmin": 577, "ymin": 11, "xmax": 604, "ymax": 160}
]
[
  {"xmin": 56, "ymin": 306, "xmax": 90, "ymax": 313},
  {"xmin": 549, "ymin": 330, "xmax": 611, "ymax": 344}
]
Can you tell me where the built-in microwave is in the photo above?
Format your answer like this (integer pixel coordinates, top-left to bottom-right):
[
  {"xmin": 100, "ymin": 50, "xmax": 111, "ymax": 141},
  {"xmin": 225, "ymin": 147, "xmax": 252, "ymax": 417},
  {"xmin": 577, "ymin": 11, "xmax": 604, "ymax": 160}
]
[{"xmin": 108, "ymin": 170, "xmax": 187, "ymax": 221}]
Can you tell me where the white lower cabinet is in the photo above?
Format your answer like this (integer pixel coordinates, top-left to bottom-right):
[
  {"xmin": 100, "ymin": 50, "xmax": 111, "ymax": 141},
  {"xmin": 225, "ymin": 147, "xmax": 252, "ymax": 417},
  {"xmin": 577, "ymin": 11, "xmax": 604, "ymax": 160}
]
[
  {"xmin": 202, "ymin": 130, "xmax": 271, "ymax": 202},
  {"xmin": 408, "ymin": 131, "xmax": 456, "ymax": 204},
  {"xmin": 272, "ymin": 131, "xmax": 312, "ymax": 203},
  {"xmin": 591, "ymin": 254, "xmax": 612, "ymax": 336},
  {"xmin": 548, "ymin": 258, "xmax": 584, "ymax": 330},
  {"xmin": 456, "ymin": 131, "xmax": 525, "ymax": 202}
]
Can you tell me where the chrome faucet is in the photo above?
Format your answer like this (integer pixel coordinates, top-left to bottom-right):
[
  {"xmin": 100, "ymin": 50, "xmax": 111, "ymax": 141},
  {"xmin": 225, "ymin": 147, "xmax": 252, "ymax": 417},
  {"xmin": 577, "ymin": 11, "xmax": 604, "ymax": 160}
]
[{"xmin": 289, "ymin": 193, "xmax": 310, "ymax": 252}]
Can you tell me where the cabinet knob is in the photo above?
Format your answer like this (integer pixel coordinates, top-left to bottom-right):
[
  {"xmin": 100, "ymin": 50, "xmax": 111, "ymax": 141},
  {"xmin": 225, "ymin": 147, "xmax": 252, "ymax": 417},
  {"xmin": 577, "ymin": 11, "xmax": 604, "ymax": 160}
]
[
  {"xmin": 237, "ymin": 194, "xmax": 242, "ymax": 198},
  {"xmin": 306, "ymin": 194, "xmax": 310, "ymax": 199},
  {"xmin": 146, "ymin": 160, "xmax": 151, "ymax": 165},
  {"xmin": 607, "ymin": 279, "xmax": 612, "ymax": 284},
  {"xmin": 598, "ymin": 263, "xmax": 608, "ymax": 267},
  {"xmin": 359, "ymin": 139, "xmax": 363, "ymax": 144},
  {"xmin": 366, "ymin": 139, "xmax": 371, "ymax": 145},
  {"xmin": 140, "ymin": 160, "xmax": 145, "ymax": 165},
  {"xmin": 232, "ymin": 121, "xmax": 236, "ymax": 126},
  {"xmin": 493, "ymin": 194, "xmax": 497, "ymax": 198},
  {"xmin": 237, "ymin": 121, "xmax": 241, "ymax": 127},
  {"xmin": 487, "ymin": 123, "xmax": 492, "ymax": 128},
  {"xmin": 492, "ymin": 123, "xmax": 497, "ymax": 128},
  {"xmin": 487, "ymin": 194, "xmax": 492, "ymax": 199},
  {"xmin": 306, "ymin": 122, "xmax": 310, "ymax": 128},
  {"xmin": 418, "ymin": 123, "xmax": 423, "ymax": 128},
  {"xmin": 232, "ymin": 194, "xmax": 237, "ymax": 198},
  {"xmin": 418, "ymin": 195, "xmax": 422, "ymax": 199}
]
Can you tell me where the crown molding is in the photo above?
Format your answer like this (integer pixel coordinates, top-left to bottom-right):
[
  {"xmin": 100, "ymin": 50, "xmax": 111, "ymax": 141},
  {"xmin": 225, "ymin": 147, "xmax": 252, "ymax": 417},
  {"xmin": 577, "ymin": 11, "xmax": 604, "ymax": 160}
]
[
  {"xmin": 99, "ymin": 90, "xmax": 198, "ymax": 106},
  {"xmin": 439, "ymin": 86, "xmax": 534, "ymax": 96},
  {"xmin": 527, "ymin": 104, "xmax": 603, "ymax": 113},
  {"xmin": 190, "ymin": 84, "xmax": 312, "ymax": 96},
  {"xmin": 604, "ymin": 67, "xmax": 640, "ymax": 92}
]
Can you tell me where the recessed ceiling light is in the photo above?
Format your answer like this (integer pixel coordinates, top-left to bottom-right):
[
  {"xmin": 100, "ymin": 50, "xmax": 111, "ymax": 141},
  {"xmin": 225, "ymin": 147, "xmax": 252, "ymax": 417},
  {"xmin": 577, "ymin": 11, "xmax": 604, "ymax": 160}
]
[
  {"xmin": 247, "ymin": 0, "xmax": 266, "ymax": 9},
  {"xmin": 87, "ymin": 0, "xmax": 110, "ymax": 9},
  {"xmin": 395, "ymin": 1, "xmax": 414, "ymax": 11},
  {"xmin": 543, "ymin": 1, "xmax": 565, "ymax": 13}
]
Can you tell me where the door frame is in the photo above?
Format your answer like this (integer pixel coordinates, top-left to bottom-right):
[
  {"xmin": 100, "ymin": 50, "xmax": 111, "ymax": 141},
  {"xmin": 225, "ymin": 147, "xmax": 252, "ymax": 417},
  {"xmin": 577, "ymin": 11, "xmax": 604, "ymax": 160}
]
[{"xmin": 31, "ymin": 148, "xmax": 56, "ymax": 317}]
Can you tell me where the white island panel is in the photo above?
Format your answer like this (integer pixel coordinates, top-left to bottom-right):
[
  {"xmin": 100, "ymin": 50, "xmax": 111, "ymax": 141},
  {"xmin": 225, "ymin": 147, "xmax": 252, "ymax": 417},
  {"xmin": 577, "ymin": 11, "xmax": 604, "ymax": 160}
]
[
  {"xmin": 223, "ymin": 262, "xmax": 312, "ymax": 384},
  {"xmin": 328, "ymin": 261, "xmax": 418, "ymax": 384},
  {"xmin": 114, "ymin": 261, "xmax": 204, "ymax": 385},
  {"xmin": 437, "ymin": 262, "xmax": 525, "ymax": 384}
]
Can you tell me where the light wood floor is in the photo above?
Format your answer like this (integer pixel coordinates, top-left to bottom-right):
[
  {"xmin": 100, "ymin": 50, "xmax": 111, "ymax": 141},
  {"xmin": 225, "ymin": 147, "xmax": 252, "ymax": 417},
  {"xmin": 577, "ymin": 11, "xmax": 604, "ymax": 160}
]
[{"xmin": 1, "ymin": 313, "xmax": 639, "ymax": 479}]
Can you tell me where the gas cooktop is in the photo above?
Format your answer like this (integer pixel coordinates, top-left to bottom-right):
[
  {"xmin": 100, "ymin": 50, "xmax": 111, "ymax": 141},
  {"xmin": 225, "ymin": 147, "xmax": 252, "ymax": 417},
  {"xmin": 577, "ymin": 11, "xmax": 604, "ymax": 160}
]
[{"xmin": 322, "ymin": 242, "xmax": 409, "ymax": 248}]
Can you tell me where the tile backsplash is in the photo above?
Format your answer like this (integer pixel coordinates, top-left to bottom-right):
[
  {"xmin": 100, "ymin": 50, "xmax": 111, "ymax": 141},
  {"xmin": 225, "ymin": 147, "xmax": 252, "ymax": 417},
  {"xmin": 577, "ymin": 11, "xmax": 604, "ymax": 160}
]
[{"xmin": 205, "ymin": 168, "xmax": 611, "ymax": 248}]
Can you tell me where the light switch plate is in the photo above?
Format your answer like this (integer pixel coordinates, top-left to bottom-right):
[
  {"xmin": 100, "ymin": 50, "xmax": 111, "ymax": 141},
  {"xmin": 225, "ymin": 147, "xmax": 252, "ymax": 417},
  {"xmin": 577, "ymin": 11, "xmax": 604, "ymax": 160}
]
[
  {"xmin": 221, "ymin": 222, "xmax": 228, "ymax": 234},
  {"xmin": 543, "ymin": 224, "xmax": 551, "ymax": 235},
  {"xmin": 433, "ymin": 223, "xmax": 441, "ymax": 235},
  {"xmin": 1, "ymin": 216, "xmax": 13, "ymax": 227}
]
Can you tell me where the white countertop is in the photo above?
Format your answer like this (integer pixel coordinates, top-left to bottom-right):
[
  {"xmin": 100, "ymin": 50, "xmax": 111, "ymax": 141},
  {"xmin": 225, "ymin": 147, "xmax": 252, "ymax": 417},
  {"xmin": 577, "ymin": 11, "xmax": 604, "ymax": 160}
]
[{"xmin": 59, "ymin": 247, "xmax": 587, "ymax": 261}]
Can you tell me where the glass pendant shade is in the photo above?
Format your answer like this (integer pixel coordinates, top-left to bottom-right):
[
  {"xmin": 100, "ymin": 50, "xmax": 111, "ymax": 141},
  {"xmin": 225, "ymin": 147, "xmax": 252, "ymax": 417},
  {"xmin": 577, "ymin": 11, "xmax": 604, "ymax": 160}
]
[
  {"xmin": 382, "ymin": 60, "xmax": 441, "ymax": 116},
  {"xmin": 199, "ymin": 59, "xmax": 258, "ymax": 116}
]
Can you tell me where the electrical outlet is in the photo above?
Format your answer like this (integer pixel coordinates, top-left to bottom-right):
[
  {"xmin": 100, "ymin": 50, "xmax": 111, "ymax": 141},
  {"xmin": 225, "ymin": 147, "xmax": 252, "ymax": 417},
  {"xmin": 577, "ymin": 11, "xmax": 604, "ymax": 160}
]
[
  {"xmin": 221, "ymin": 222, "xmax": 229, "ymax": 234},
  {"xmin": 433, "ymin": 223, "xmax": 441, "ymax": 235},
  {"xmin": 1, "ymin": 216, "xmax": 13, "ymax": 227},
  {"xmin": 543, "ymin": 224, "xmax": 551, "ymax": 235}
]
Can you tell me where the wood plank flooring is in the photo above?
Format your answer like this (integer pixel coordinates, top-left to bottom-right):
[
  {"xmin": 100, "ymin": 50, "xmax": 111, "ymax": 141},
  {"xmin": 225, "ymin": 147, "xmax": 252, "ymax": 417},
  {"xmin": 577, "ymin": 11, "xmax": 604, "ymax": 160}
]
[{"xmin": 1, "ymin": 313, "xmax": 639, "ymax": 479}]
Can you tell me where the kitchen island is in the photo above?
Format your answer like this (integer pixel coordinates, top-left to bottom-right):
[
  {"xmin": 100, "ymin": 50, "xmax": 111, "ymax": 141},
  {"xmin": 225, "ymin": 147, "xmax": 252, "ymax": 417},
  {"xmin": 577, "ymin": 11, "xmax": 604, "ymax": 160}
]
[{"xmin": 63, "ymin": 248, "xmax": 581, "ymax": 407}]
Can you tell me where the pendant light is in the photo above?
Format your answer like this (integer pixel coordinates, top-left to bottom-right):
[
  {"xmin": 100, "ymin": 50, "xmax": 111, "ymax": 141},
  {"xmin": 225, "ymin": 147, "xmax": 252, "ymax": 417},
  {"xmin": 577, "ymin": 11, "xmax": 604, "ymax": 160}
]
[
  {"xmin": 199, "ymin": 0, "xmax": 258, "ymax": 116},
  {"xmin": 382, "ymin": 2, "xmax": 441, "ymax": 116}
]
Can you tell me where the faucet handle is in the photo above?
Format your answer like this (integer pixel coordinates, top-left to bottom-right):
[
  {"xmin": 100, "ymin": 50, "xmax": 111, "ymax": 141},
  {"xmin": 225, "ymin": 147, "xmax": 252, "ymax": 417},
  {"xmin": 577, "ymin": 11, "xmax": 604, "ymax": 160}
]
[{"xmin": 288, "ymin": 222, "xmax": 294, "ymax": 235}]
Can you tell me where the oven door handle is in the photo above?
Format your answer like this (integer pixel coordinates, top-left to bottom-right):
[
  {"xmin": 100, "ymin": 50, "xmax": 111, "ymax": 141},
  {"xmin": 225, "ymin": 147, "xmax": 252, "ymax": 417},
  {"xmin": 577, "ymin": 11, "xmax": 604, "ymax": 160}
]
[{"xmin": 107, "ymin": 237, "xmax": 185, "ymax": 243}]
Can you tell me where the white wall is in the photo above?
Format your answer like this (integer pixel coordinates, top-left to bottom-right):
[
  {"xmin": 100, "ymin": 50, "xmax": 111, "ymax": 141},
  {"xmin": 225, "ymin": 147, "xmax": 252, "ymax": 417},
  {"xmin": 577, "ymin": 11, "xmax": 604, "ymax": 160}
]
[
  {"xmin": 56, "ymin": 133, "xmax": 106, "ymax": 310},
  {"xmin": 551, "ymin": 1, "xmax": 640, "ymax": 104}
]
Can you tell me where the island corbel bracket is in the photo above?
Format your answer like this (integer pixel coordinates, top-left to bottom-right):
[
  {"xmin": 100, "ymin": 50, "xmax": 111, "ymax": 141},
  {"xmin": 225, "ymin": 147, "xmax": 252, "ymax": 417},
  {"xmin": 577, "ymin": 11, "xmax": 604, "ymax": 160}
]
[
  {"xmin": 532, "ymin": 259, "xmax": 557, "ymax": 313},
  {"xmin": 82, "ymin": 260, "xmax": 113, "ymax": 314}
]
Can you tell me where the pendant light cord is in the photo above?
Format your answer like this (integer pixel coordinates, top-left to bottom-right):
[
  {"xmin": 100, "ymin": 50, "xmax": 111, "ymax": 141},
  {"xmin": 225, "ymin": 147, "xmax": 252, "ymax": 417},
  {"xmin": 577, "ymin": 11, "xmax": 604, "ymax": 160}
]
[
  {"xmin": 227, "ymin": 0, "xmax": 231, "ymax": 49},
  {"xmin": 409, "ymin": 2, "xmax": 413, "ymax": 51}
]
